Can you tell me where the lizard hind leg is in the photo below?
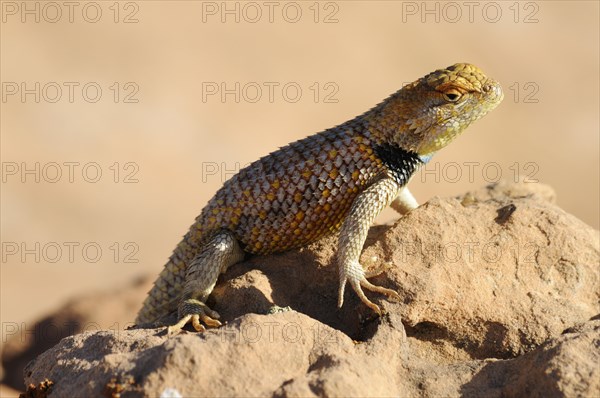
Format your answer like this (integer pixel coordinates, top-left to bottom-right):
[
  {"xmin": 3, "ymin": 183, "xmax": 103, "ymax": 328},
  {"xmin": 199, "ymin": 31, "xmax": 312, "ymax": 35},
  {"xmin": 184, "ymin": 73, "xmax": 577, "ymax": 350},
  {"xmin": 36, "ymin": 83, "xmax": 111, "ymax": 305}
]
[{"xmin": 168, "ymin": 230, "xmax": 244, "ymax": 334}]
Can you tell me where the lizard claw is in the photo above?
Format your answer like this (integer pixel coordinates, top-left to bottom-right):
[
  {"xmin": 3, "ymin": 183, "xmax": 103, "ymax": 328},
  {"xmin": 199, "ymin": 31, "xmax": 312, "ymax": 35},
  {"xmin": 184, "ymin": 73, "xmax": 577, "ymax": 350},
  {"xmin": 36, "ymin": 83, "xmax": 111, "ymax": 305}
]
[
  {"xmin": 337, "ymin": 276, "xmax": 348, "ymax": 308},
  {"xmin": 167, "ymin": 299, "xmax": 222, "ymax": 334},
  {"xmin": 338, "ymin": 260, "xmax": 399, "ymax": 315}
]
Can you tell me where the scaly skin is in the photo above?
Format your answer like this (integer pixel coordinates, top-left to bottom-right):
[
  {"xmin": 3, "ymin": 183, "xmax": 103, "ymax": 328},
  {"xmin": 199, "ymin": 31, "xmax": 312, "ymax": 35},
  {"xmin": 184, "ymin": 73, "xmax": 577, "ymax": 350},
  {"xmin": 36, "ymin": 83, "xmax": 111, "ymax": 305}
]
[{"xmin": 136, "ymin": 63, "xmax": 503, "ymax": 332}]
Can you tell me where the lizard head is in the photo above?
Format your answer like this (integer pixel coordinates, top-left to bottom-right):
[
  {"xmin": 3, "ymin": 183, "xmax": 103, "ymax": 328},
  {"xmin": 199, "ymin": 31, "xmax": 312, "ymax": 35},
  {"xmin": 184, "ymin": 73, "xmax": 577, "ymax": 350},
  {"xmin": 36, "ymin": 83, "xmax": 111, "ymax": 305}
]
[{"xmin": 370, "ymin": 63, "xmax": 503, "ymax": 158}]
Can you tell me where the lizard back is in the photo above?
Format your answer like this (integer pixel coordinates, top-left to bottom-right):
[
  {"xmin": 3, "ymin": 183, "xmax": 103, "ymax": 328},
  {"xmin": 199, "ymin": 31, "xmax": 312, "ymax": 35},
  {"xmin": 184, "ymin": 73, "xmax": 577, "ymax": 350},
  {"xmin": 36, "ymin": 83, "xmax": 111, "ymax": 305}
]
[{"xmin": 192, "ymin": 120, "xmax": 391, "ymax": 254}]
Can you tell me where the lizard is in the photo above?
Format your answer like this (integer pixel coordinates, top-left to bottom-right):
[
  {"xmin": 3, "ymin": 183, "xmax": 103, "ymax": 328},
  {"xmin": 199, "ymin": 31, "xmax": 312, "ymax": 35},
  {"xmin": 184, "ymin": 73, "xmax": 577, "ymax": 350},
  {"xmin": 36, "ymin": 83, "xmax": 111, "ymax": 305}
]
[{"xmin": 136, "ymin": 63, "xmax": 504, "ymax": 333}]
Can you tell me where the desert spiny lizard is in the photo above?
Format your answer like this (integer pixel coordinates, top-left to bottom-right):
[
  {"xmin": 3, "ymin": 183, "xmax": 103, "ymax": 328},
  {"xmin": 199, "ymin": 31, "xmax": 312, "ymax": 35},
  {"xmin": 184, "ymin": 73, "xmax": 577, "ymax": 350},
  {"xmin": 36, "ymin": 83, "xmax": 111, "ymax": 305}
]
[{"xmin": 136, "ymin": 63, "xmax": 504, "ymax": 332}]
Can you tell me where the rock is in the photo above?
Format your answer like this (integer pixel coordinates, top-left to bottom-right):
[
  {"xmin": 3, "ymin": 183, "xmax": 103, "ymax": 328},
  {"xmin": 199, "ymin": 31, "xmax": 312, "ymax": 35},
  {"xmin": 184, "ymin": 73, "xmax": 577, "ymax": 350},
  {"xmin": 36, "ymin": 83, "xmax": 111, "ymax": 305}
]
[
  {"xmin": 11, "ymin": 182, "xmax": 600, "ymax": 397},
  {"xmin": 459, "ymin": 318, "xmax": 600, "ymax": 397},
  {"xmin": 22, "ymin": 311, "xmax": 409, "ymax": 397},
  {"xmin": 373, "ymin": 182, "xmax": 599, "ymax": 359},
  {"xmin": 20, "ymin": 314, "xmax": 600, "ymax": 397},
  {"xmin": 461, "ymin": 180, "xmax": 557, "ymax": 204},
  {"xmin": 1, "ymin": 276, "xmax": 153, "ymax": 391}
]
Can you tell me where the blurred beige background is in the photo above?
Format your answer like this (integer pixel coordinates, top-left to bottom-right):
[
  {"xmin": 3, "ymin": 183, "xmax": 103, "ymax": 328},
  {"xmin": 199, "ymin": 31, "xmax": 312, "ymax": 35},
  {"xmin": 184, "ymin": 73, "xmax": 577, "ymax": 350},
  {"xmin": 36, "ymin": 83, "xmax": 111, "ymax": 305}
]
[{"xmin": 1, "ymin": 0, "xmax": 598, "ymax": 339}]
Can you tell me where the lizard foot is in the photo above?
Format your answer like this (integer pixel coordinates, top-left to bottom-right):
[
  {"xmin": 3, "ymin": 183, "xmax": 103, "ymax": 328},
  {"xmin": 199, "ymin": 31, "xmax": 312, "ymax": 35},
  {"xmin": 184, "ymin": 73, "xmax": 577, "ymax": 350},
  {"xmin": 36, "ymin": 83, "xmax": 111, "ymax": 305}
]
[
  {"xmin": 338, "ymin": 260, "xmax": 400, "ymax": 315},
  {"xmin": 362, "ymin": 256, "xmax": 394, "ymax": 278},
  {"xmin": 167, "ymin": 298, "xmax": 222, "ymax": 335}
]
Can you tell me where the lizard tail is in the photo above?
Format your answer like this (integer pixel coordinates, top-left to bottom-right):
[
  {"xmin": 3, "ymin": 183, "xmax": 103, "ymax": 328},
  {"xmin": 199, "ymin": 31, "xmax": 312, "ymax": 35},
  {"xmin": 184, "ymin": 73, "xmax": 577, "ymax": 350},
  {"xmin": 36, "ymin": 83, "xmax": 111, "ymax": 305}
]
[{"xmin": 135, "ymin": 226, "xmax": 203, "ymax": 326}]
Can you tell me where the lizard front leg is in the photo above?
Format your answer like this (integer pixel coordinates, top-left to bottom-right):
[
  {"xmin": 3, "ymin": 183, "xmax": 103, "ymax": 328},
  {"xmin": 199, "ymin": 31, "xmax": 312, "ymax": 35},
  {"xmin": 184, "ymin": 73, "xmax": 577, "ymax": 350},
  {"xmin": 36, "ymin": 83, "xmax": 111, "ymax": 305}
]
[
  {"xmin": 168, "ymin": 230, "xmax": 244, "ymax": 334},
  {"xmin": 361, "ymin": 187, "xmax": 418, "ymax": 280},
  {"xmin": 337, "ymin": 177, "xmax": 402, "ymax": 315}
]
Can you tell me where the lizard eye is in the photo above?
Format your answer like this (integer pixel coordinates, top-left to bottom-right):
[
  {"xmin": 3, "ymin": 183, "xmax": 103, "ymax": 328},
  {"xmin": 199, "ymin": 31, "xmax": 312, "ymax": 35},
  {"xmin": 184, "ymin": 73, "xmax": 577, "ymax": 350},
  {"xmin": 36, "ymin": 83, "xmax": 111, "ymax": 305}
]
[{"xmin": 442, "ymin": 89, "xmax": 462, "ymax": 102}]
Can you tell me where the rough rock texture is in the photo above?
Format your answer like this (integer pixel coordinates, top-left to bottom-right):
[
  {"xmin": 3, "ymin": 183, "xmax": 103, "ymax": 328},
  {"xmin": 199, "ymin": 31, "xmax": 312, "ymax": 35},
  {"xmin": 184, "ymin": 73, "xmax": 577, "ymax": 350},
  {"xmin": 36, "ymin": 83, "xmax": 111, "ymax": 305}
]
[
  {"xmin": 9, "ymin": 182, "xmax": 600, "ymax": 397},
  {"xmin": 1, "ymin": 276, "xmax": 153, "ymax": 391}
]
